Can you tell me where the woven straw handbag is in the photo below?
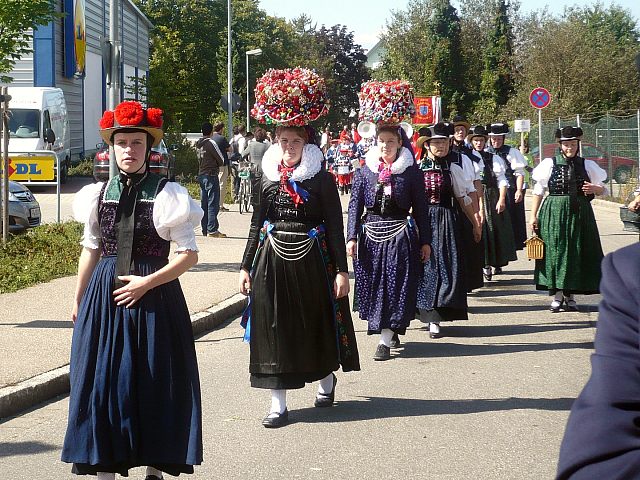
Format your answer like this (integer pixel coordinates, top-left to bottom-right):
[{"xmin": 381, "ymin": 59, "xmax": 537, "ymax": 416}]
[{"xmin": 525, "ymin": 233, "xmax": 544, "ymax": 260}]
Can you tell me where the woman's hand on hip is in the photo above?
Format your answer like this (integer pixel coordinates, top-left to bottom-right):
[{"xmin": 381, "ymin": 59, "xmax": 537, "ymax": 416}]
[
  {"xmin": 239, "ymin": 269, "xmax": 252, "ymax": 296},
  {"xmin": 113, "ymin": 275, "xmax": 152, "ymax": 308},
  {"xmin": 334, "ymin": 272, "xmax": 350, "ymax": 299}
]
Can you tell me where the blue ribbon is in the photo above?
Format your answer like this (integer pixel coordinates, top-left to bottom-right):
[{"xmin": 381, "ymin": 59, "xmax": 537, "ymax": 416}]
[{"xmin": 289, "ymin": 179, "xmax": 310, "ymax": 202}]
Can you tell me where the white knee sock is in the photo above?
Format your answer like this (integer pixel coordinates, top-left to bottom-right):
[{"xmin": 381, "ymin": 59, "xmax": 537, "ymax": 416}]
[
  {"xmin": 380, "ymin": 329, "xmax": 394, "ymax": 347},
  {"xmin": 97, "ymin": 473, "xmax": 115, "ymax": 480},
  {"xmin": 318, "ymin": 373, "xmax": 335, "ymax": 395},
  {"xmin": 146, "ymin": 466, "xmax": 163, "ymax": 478},
  {"xmin": 270, "ymin": 389, "xmax": 287, "ymax": 414},
  {"xmin": 429, "ymin": 322, "xmax": 440, "ymax": 333},
  {"xmin": 553, "ymin": 291, "xmax": 563, "ymax": 302}
]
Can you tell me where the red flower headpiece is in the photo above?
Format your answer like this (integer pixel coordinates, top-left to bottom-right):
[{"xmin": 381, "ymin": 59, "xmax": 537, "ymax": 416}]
[
  {"xmin": 98, "ymin": 101, "xmax": 164, "ymax": 146},
  {"xmin": 251, "ymin": 68, "xmax": 329, "ymax": 126},
  {"xmin": 358, "ymin": 80, "xmax": 416, "ymax": 124}
]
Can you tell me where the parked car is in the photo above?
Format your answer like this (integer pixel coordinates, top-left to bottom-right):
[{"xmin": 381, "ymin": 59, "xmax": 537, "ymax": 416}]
[
  {"xmin": 531, "ymin": 142, "xmax": 637, "ymax": 184},
  {"xmin": 93, "ymin": 140, "xmax": 177, "ymax": 182},
  {"xmin": 4, "ymin": 181, "xmax": 41, "ymax": 232}
]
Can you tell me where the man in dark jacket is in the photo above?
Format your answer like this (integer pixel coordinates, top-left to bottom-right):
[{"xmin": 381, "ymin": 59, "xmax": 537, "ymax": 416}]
[
  {"xmin": 196, "ymin": 122, "xmax": 226, "ymax": 238},
  {"xmin": 212, "ymin": 122, "xmax": 232, "ymax": 212},
  {"xmin": 556, "ymin": 243, "xmax": 640, "ymax": 479}
]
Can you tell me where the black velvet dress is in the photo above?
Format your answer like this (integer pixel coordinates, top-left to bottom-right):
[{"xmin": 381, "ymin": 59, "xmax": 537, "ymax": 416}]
[{"xmin": 241, "ymin": 168, "xmax": 360, "ymax": 390}]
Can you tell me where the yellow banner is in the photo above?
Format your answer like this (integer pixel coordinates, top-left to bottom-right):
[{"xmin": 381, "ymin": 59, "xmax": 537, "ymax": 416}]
[{"xmin": 8, "ymin": 155, "xmax": 56, "ymax": 181}]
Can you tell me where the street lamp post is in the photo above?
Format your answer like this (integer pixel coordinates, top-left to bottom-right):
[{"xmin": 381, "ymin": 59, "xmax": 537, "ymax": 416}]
[{"xmin": 245, "ymin": 48, "xmax": 262, "ymax": 132}]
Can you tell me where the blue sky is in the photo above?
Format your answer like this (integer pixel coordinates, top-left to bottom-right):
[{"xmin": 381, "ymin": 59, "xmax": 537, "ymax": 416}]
[{"xmin": 258, "ymin": 0, "xmax": 640, "ymax": 51}]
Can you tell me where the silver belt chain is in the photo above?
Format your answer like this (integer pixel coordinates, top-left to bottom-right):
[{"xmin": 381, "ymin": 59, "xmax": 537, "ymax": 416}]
[
  {"xmin": 363, "ymin": 219, "xmax": 409, "ymax": 243},
  {"xmin": 267, "ymin": 230, "xmax": 316, "ymax": 262}
]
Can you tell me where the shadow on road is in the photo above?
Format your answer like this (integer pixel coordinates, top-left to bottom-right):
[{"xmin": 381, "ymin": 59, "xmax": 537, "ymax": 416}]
[
  {"xmin": 398, "ymin": 340, "xmax": 593, "ymax": 358},
  {"xmin": 293, "ymin": 396, "xmax": 575, "ymax": 424},
  {"xmin": 441, "ymin": 321, "xmax": 596, "ymax": 338},
  {"xmin": 189, "ymin": 262, "xmax": 241, "ymax": 273},
  {"xmin": 0, "ymin": 440, "xmax": 58, "ymax": 458}
]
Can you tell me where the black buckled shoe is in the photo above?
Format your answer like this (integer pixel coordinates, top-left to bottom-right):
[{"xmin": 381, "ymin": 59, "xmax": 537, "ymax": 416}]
[
  {"xmin": 493, "ymin": 267, "xmax": 503, "ymax": 275},
  {"xmin": 390, "ymin": 333, "xmax": 401, "ymax": 349},
  {"xmin": 262, "ymin": 409, "xmax": 289, "ymax": 428},
  {"xmin": 564, "ymin": 297, "xmax": 578, "ymax": 312},
  {"xmin": 145, "ymin": 476, "xmax": 163, "ymax": 480},
  {"xmin": 373, "ymin": 344, "xmax": 391, "ymax": 361},
  {"xmin": 314, "ymin": 374, "xmax": 337, "ymax": 407}
]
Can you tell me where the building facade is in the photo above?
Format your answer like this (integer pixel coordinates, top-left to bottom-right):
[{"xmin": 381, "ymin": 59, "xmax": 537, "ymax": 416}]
[{"xmin": 7, "ymin": 0, "xmax": 151, "ymax": 161}]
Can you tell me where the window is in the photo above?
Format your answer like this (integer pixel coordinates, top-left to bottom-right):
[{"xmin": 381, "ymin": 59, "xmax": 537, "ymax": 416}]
[{"xmin": 8, "ymin": 109, "xmax": 40, "ymax": 138}]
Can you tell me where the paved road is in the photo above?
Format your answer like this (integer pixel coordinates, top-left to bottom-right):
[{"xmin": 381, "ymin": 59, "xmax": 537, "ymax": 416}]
[{"xmin": 0, "ymin": 192, "xmax": 636, "ymax": 479}]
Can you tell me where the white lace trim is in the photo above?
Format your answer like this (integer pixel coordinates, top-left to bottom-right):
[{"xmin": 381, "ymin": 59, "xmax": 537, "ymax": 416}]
[
  {"xmin": 262, "ymin": 143, "xmax": 323, "ymax": 182},
  {"xmin": 364, "ymin": 146, "xmax": 415, "ymax": 175}
]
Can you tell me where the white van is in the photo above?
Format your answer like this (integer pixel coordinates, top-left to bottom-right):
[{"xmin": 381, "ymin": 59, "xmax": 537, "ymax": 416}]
[{"xmin": 7, "ymin": 87, "xmax": 71, "ymax": 184}]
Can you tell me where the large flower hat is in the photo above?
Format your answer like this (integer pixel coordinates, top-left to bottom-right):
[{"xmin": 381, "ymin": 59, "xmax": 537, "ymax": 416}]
[
  {"xmin": 251, "ymin": 68, "xmax": 329, "ymax": 126},
  {"xmin": 98, "ymin": 101, "xmax": 164, "ymax": 147},
  {"xmin": 358, "ymin": 80, "xmax": 416, "ymax": 125}
]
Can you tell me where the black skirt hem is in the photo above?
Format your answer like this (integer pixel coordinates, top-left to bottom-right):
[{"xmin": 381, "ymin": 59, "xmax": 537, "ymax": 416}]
[
  {"xmin": 250, "ymin": 370, "xmax": 335, "ymax": 390},
  {"xmin": 70, "ymin": 462, "xmax": 196, "ymax": 476}
]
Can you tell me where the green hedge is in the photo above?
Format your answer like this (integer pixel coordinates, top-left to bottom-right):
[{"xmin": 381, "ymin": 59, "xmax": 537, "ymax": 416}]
[{"xmin": 0, "ymin": 222, "xmax": 83, "ymax": 293}]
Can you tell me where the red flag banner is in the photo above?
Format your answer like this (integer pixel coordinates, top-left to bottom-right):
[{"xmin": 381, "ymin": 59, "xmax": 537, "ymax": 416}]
[{"xmin": 412, "ymin": 96, "xmax": 441, "ymax": 125}]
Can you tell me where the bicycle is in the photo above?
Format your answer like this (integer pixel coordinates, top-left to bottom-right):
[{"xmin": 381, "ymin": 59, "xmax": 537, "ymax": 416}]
[{"xmin": 237, "ymin": 161, "xmax": 253, "ymax": 214}]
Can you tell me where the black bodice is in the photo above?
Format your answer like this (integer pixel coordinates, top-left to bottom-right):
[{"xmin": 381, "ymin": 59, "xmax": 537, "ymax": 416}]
[
  {"xmin": 98, "ymin": 176, "xmax": 171, "ymax": 258},
  {"xmin": 419, "ymin": 157, "xmax": 455, "ymax": 208},
  {"xmin": 548, "ymin": 156, "xmax": 591, "ymax": 197},
  {"xmin": 478, "ymin": 151, "xmax": 498, "ymax": 189}
]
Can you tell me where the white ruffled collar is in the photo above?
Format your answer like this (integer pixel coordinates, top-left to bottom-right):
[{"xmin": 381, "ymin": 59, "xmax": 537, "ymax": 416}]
[
  {"xmin": 365, "ymin": 146, "xmax": 415, "ymax": 175},
  {"xmin": 262, "ymin": 143, "xmax": 324, "ymax": 182}
]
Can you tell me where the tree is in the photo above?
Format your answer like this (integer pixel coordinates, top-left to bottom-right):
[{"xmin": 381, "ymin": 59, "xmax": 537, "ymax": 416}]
[
  {"xmin": 475, "ymin": 0, "xmax": 516, "ymax": 121},
  {"xmin": 503, "ymin": 4, "xmax": 640, "ymax": 119},
  {"xmin": 379, "ymin": 0, "xmax": 464, "ymax": 118},
  {"xmin": 303, "ymin": 25, "xmax": 370, "ymax": 127},
  {"xmin": 0, "ymin": 0, "xmax": 58, "ymax": 83}
]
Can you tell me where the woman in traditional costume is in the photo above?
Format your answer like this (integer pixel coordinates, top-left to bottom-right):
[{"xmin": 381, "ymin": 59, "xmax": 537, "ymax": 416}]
[
  {"xmin": 239, "ymin": 68, "xmax": 360, "ymax": 428},
  {"xmin": 347, "ymin": 80, "xmax": 431, "ymax": 361},
  {"xmin": 487, "ymin": 123, "xmax": 528, "ymax": 256},
  {"xmin": 467, "ymin": 125, "xmax": 517, "ymax": 281},
  {"xmin": 450, "ymin": 116, "xmax": 485, "ymax": 291},
  {"xmin": 62, "ymin": 101, "xmax": 204, "ymax": 479},
  {"xmin": 415, "ymin": 123, "xmax": 480, "ymax": 339},
  {"xmin": 529, "ymin": 126, "xmax": 606, "ymax": 312}
]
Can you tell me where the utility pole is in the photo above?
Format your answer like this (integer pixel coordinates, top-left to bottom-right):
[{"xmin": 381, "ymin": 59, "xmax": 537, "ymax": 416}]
[
  {"xmin": 227, "ymin": 0, "xmax": 233, "ymax": 142},
  {"xmin": 1, "ymin": 87, "xmax": 11, "ymax": 244},
  {"xmin": 107, "ymin": 0, "xmax": 120, "ymax": 179}
]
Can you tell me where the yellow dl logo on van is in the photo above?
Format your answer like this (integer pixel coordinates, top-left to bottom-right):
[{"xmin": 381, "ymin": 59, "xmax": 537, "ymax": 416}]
[{"xmin": 8, "ymin": 155, "xmax": 56, "ymax": 181}]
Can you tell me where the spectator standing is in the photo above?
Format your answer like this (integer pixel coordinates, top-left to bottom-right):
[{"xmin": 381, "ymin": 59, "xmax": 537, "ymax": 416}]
[
  {"xmin": 241, "ymin": 127, "xmax": 270, "ymax": 206},
  {"xmin": 212, "ymin": 122, "xmax": 232, "ymax": 212},
  {"xmin": 195, "ymin": 122, "xmax": 226, "ymax": 238}
]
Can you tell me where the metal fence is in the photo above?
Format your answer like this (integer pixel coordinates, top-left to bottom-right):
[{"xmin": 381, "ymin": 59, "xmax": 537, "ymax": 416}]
[{"xmin": 509, "ymin": 110, "xmax": 640, "ymax": 202}]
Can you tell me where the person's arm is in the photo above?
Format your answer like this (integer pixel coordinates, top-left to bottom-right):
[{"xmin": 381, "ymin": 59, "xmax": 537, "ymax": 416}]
[
  {"xmin": 319, "ymin": 172, "xmax": 350, "ymax": 299},
  {"xmin": 72, "ymin": 247, "xmax": 101, "ymax": 321},
  {"xmin": 346, "ymin": 167, "xmax": 366, "ymax": 258},
  {"xmin": 497, "ymin": 186, "xmax": 507, "ymax": 214},
  {"xmin": 528, "ymin": 194, "xmax": 543, "ymax": 232},
  {"xmin": 239, "ymin": 177, "xmax": 271, "ymax": 294},
  {"xmin": 557, "ymin": 249, "xmax": 640, "ymax": 479},
  {"xmin": 113, "ymin": 251, "xmax": 198, "ymax": 307},
  {"xmin": 628, "ymin": 193, "xmax": 640, "ymax": 212},
  {"xmin": 408, "ymin": 165, "xmax": 431, "ymax": 261},
  {"xmin": 205, "ymin": 140, "xmax": 224, "ymax": 167}
]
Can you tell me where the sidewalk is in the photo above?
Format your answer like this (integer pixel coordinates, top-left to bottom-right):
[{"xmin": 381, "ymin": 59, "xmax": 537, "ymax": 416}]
[
  {"xmin": 0, "ymin": 201, "xmax": 252, "ymax": 417},
  {"xmin": 0, "ymin": 193, "xmax": 636, "ymax": 419}
]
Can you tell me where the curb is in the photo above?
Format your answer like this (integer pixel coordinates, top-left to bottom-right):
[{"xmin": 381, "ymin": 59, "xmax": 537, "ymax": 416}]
[{"xmin": 0, "ymin": 294, "xmax": 247, "ymax": 420}]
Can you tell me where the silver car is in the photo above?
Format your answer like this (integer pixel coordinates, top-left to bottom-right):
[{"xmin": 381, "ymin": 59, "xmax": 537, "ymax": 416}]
[{"xmin": 6, "ymin": 181, "xmax": 41, "ymax": 232}]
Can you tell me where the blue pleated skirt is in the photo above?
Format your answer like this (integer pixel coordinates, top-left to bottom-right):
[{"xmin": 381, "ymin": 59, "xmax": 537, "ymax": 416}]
[
  {"xmin": 61, "ymin": 256, "xmax": 202, "ymax": 477},
  {"xmin": 417, "ymin": 205, "xmax": 468, "ymax": 321}
]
